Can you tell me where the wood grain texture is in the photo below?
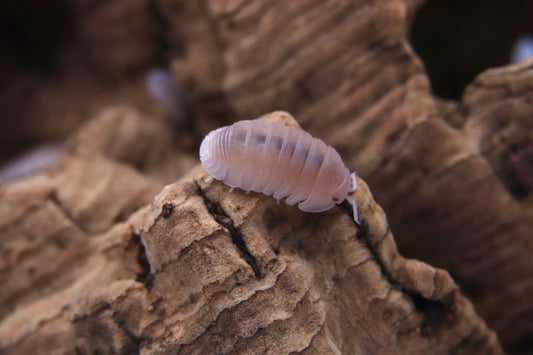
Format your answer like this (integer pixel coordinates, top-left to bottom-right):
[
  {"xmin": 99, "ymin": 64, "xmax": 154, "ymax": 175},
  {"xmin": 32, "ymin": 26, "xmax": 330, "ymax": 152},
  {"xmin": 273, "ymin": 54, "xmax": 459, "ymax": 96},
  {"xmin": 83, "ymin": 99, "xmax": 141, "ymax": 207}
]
[
  {"xmin": 1, "ymin": 0, "xmax": 531, "ymax": 353},
  {"xmin": 0, "ymin": 111, "xmax": 503, "ymax": 354},
  {"xmin": 162, "ymin": 1, "xmax": 531, "ymax": 351}
]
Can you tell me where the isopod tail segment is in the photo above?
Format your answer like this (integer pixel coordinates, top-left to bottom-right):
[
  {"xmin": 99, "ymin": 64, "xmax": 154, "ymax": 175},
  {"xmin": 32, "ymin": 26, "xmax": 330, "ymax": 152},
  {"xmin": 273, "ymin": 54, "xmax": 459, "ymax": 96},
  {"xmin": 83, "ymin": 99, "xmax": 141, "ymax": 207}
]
[{"xmin": 345, "ymin": 172, "xmax": 359, "ymax": 225}]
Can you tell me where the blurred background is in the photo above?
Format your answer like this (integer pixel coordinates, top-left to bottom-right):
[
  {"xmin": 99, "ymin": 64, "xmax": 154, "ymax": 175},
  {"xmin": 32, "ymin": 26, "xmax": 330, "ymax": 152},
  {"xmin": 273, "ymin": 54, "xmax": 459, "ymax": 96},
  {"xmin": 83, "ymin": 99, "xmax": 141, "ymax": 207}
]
[
  {"xmin": 1, "ymin": 0, "xmax": 533, "ymax": 166},
  {"xmin": 1, "ymin": 0, "xmax": 533, "ymax": 353}
]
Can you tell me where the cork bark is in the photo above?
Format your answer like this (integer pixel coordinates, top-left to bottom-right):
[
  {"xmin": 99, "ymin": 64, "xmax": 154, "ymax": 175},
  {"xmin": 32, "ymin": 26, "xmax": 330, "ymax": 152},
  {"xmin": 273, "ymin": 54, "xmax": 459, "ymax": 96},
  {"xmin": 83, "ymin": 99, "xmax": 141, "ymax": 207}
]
[
  {"xmin": 0, "ymin": 111, "xmax": 502, "ymax": 354},
  {"xmin": 1, "ymin": 0, "xmax": 531, "ymax": 354}
]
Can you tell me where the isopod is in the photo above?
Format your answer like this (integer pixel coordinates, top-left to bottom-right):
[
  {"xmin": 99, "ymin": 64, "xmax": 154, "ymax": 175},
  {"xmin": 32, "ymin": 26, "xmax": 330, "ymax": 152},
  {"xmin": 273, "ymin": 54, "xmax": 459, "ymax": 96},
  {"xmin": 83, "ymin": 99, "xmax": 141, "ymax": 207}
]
[{"xmin": 199, "ymin": 118, "xmax": 359, "ymax": 222}]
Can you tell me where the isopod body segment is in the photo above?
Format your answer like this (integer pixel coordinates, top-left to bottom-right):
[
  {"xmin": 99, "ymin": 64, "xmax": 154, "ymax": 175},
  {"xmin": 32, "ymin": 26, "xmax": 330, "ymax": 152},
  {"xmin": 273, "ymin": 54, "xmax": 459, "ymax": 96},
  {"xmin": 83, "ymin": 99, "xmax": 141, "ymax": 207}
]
[{"xmin": 199, "ymin": 118, "xmax": 359, "ymax": 222}]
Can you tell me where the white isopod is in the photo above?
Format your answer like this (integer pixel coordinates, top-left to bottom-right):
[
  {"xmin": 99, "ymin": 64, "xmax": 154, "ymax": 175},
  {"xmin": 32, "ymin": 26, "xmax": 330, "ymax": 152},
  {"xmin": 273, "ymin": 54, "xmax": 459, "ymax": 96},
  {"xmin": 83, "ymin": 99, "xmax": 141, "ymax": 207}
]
[{"xmin": 199, "ymin": 118, "xmax": 359, "ymax": 222}]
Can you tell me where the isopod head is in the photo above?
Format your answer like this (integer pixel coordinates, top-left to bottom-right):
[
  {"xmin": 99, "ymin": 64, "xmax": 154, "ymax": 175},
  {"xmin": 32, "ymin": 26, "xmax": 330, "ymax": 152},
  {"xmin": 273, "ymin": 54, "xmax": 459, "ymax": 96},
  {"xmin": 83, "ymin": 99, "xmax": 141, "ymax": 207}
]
[{"xmin": 199, "ymin": 127, "xmax": 228, "ymax": 180}]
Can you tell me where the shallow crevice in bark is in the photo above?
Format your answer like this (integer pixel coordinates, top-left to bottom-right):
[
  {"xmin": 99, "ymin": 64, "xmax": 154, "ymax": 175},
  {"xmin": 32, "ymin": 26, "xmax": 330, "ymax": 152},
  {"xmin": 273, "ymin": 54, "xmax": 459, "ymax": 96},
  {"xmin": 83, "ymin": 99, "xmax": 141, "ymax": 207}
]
[
  {"xmin": 160, "ymin": 203, "xmax": 174, "ymax": 219},
  {"xmin": 48, "ymin": 189, "xmax": 89, "ymax": 234},
  {"xmin": 132, "ymin": 233, "xmax": 153, "ymax": 291},
  {"xmin": 355, "ymin": 219, "xmax": 453, "ymax": 326},
  {"xmin": 410, "ymin": 292, "xmax": 452, "ymax": 323},
  {"xmin": 195, "ymin": 180, "xmax": 262, "ymax": 279},
  {"xmin": 110, "ymin": 311, "xmax": 145, "ymax": 354}
]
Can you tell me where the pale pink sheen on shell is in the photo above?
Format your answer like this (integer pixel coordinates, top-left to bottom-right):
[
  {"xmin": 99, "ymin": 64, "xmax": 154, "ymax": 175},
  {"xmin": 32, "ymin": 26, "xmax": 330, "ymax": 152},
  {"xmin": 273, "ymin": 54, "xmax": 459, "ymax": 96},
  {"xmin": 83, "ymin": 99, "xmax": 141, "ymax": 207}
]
[{"xmin": 200, "ymin": 119, "xmax": 358, "ymax": 220}]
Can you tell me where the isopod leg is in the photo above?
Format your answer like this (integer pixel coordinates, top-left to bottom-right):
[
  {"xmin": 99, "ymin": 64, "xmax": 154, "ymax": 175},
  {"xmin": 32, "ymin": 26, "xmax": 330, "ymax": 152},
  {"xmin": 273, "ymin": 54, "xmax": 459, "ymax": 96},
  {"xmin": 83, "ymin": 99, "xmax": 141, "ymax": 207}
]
[
  {"xmin": 204, "ymin": 175, "xmax": 214, "ymax": 183},
  {"xmin": 345, "ymin": 194, "xmax": 359, "ymax": 224},
  {"xmin": 347, "ymin": 172, "xmax": 359, "ymax": 224},
  {"xmin": 349, "ymin": 172, "xmax": 358, "ymax": 192}
]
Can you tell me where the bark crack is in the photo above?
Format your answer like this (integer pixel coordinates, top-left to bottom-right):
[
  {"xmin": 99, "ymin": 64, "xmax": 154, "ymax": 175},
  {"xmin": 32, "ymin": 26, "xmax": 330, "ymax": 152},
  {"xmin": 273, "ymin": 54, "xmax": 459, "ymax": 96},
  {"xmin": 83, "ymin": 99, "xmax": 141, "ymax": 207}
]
[
  {"xmin": 48, "ymin": 190, "xmax": 91, "ymax": 234},
  {"xmin": 355, "ymin": 220, "xmax": 452, "ymax": 324},
  {"xmin": 194, "ymin": 181, "xmax": 262, "ymax": 279},
  {"xmin": 131, "ymin": 233, "xmax": 153, "ymax": 291},
  {"xmin": 112, "ymin": 310, "xmax": 151, "ymax": 353}
]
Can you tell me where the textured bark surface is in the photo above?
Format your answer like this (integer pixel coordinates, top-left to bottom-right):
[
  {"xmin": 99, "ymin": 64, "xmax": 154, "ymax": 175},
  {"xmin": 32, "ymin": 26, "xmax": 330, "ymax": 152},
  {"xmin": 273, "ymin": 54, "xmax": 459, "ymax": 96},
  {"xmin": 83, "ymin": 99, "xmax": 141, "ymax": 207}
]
[
  {"xmin": 0, "ymin": 0, "xmax": 531, "ymax": 353},
  {"xmin": 175, "ymin": 2, "xmax": 532, "ymax": 352},
  {"xmin": 0, "ymin": 112, "xmax": 502, "ymax": 354}
]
